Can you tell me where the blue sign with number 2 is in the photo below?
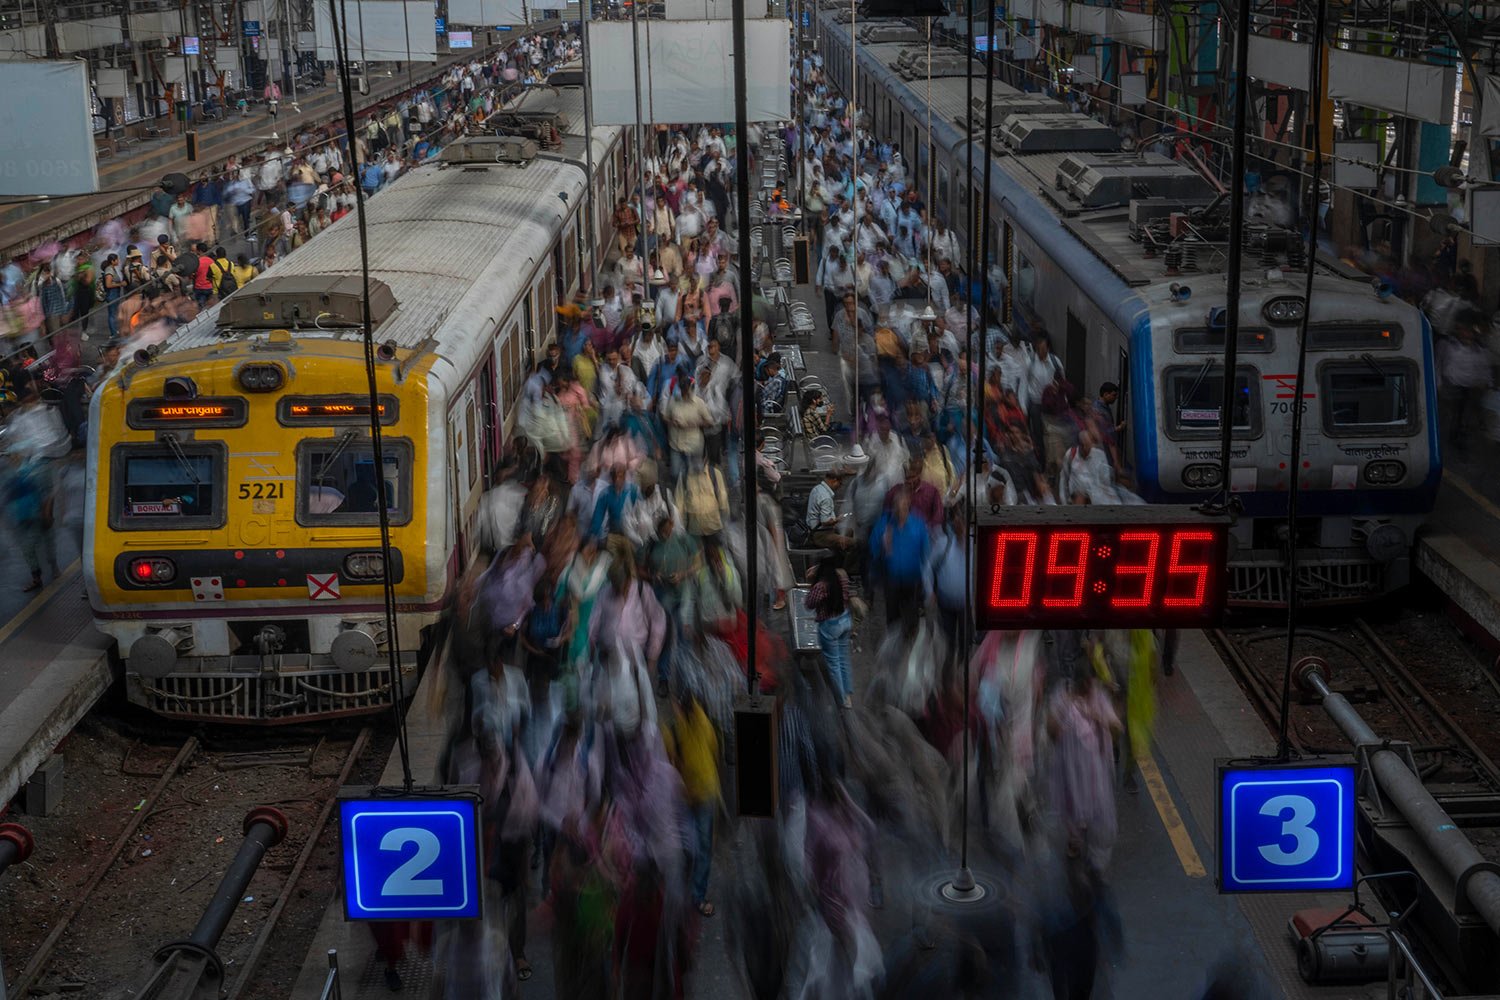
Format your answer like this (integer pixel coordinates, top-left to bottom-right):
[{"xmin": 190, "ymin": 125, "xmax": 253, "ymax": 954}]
[
  {"xmin": 340, "ymin": 796, "xmax": 483, "ymax": 920},
  {"xmin": 1219, "ymin": 764, "xmax": 1356, "ymax": 893}
]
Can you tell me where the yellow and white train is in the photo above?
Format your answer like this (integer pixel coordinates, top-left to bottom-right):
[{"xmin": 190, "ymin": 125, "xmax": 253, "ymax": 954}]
[{"xmin": 84, "ymin": 83, "xmax": 627, "ymax": 722}]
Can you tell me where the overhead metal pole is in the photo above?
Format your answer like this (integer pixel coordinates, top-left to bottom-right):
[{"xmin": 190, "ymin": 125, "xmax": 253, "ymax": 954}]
[
  {"xmin": 581, "ymin": 0, "xmax": 598, "ymax": 285},
  {"xmin": 1216, "ymin": 0, "xmax": 1250, "ymax": 498},
  {"xmin": 732, "ymin": 0, "xmax": 758, "ymax": 688},
  {"xmin": 844, "ymin": 0, "xmax": 864, "ymax": 463},
  {"xmin": 630, "ymin": 0, "xmax": 647, "ymax": 271}
]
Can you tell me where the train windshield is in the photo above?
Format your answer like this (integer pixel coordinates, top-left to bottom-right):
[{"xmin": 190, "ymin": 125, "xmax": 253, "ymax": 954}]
[
  {"xmin": 296, "ymin": 437, "xmax": 412, "ymax": 525},
  {"xmin": 112, "ymin": 445, "xmax": 223, "ymax": 529},
  {"xmin": 1321, "ymin": 360, "xmax": 1416, "ymax": 434},
  {"xmin": 1164, "ymin": 365, "xmax": 1259, "ymax": 437}
]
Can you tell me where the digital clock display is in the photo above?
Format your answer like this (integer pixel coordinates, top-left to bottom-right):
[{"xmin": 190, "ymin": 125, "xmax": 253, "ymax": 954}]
[{"xmin": 974, "ymin": 507, "xmax": 1230, "ymax": 629}]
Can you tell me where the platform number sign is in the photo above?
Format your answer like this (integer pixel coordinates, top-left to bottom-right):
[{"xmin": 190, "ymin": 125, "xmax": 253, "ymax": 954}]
[
  {"xmin": 1217, "ymin": 763, "xmax": 1356, "ymax": 893},
  {"xmin": 339, "ymin": 791, "xmax": 482, "ymax": 920}
]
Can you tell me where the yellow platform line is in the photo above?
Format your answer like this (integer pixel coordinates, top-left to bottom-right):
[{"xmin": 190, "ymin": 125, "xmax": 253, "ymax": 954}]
[
  {"xmin": 1138, "ymin": 747, "xmax": 1207, "ymax": 878},
  {"xmin": 1446, "ymin": 471, "xmax": 1500, "ymax": 524},
  {"xmin": 0, "ymin": 560, "xmax": 80, "ymax": 648}
]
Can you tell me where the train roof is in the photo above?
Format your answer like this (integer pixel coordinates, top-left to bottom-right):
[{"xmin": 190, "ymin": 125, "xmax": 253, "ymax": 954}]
[
  {"xmin": 824, "ymin": 15, "xmax": 1378, "ymax": 324},
  {"xmin": 163, "ymin": 143, "xmax": 588, "ymax": 386}
]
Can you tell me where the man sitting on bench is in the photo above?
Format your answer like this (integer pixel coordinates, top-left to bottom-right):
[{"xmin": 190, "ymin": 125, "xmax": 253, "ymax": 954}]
[{"xmin": 806, "ymin": 466, "xmax": 858, "ymax": 573}]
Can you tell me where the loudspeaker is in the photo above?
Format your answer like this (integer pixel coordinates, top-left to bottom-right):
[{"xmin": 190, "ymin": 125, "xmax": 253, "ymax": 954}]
[
  {"xmin": 185, "ymin": 130, "xmax": 199, "ymax": 162},
  {"xmin": 733, "ymin": 694, "xmax": 779, "ymax": 818},
  {"xmin": 793, "ymin": 236, "xmax": 811, "ymax": 284}
]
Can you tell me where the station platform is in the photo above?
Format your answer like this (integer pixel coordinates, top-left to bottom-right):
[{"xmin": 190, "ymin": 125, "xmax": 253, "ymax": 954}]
[
  {"xmin": 0, "ymin": 47, "xmax": 495, "ymax": 261},
  {"xmin": 288, "ymin": 632, "xmax": 1384, "ymax": 997},
  {"xmin": 0, "ymin": 455, "xmax": 112, "ymax": 811},
  {"xmin": 1417, "ymin": 469, "xmax": 1500, "ymax": 647}
]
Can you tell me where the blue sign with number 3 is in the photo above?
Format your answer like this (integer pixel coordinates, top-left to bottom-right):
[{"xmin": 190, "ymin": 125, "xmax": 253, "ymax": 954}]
[
  {"xmin": 339, "ymin": 793, "xmax": 483, "ymax": 920},
  {"xmin": 1218, "ymin": 763, "xmax": 1356, "ymax": 892}
]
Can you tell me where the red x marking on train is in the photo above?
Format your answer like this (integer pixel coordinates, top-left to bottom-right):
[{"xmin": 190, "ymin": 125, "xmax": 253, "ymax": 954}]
[
  {"xmin": 307, "ymin": 573, "xmax": 341, "ymax": 600},
  {"xmin": 1262, "ymin": 374, "xmax": 1316, "ymax": 400}
]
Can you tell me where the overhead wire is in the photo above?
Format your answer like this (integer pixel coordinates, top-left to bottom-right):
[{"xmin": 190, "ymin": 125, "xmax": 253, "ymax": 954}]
[
  {"xmin": 1276, "ymin": 0, "xmax": 1329, "ymax": 761},
  {"xmin": 329, "ymin": 0, "xmax": 415, "ymax": 792}
]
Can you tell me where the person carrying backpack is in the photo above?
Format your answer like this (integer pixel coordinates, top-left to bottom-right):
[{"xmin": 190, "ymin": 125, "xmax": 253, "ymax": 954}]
[{"xmin": 211, "ymin": 246, "xmax": 236, "ymax": 297}]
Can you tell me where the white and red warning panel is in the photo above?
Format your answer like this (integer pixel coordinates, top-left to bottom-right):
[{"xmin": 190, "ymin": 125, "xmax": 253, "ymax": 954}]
[
  {"xmin": 190, "ymin": 577, "xmax": 224, "ymax": 602},
  {"xmin": 973, "ymin": 505, "xmax": 1231, "ymax": 630},
  {"xmin": 307, "ymin": 573, "xmax": 341, "ymax": 600}
]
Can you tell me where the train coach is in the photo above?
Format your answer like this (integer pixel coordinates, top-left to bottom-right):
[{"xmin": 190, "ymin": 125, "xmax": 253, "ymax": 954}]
[
  {"xmin": 815, "ymin": 9, "xmax": 1440, "ymax": 604},
  {"xmin": 84, "ymin": 86, "xmax": 626, "ymax": 722}
]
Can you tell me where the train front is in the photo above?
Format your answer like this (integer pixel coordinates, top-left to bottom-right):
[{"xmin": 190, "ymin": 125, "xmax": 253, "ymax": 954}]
[{"xmin": 84, "ymin": 320, "xmax": 441, "ymax": 723}]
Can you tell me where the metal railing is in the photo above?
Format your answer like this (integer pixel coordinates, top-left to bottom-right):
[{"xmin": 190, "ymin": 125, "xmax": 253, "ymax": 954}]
[
  {"xmin": 1388, "ymin": 930, "xmax": 1444, "ymax": 1000},
  {"xmin": 318, "ymin": 949, "xmax": 342, "ymax": 1000}
]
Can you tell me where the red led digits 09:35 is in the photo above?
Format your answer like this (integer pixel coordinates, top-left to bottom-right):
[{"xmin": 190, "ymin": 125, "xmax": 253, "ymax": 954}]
[{"xmin": 973, "ymin": 510, "xmax": 1229, "ymax": 630}]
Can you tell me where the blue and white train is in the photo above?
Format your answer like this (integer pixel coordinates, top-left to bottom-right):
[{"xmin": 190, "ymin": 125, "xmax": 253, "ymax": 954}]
[{"xmin": 814, "ymin": 9, "xmax": 1441, "ymax": 604}]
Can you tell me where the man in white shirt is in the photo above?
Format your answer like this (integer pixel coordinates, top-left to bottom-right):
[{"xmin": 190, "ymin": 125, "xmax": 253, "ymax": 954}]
[{"xmin": 1059, "ymin": 431, "xmax": 1118, "ymax": 505}]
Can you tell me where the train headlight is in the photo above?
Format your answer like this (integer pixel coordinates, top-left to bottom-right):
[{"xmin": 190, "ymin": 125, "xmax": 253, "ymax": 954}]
[
  {"xmin": 1262, "ymin": 296, "xmax": 1306, "ymax": 325},
  {"xmin": 1363, "ymin": 460, "xmax": 1406, "ymax": 484},
  {"xmin": 1181, "ymin": 464, "xmax": 1222, "ymax": 489},
  {"xmin": 343, "ymin": 552, "xmax": 388, "ymax": 580},
  {"xmin": 237, "ymin": 363, "xmax": 285, "ymax": 392},
  {"xmin": 129, "ymin": 556, "xmax": 177, "ymax": 586}
]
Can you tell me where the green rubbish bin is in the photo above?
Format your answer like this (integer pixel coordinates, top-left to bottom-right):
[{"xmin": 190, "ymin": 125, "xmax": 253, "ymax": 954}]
[{"xmin": 175, "ymin": 100, "xmax": 189, "ymax": 123}]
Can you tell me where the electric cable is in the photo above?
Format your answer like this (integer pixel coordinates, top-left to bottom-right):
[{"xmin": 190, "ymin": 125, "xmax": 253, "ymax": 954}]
[
  {"xmin": 330, "ymin": 0, "xmax": 415, "ymax": 792},
  {"xmin": 1275, "ymin": 0, "xmax": 1329, "ymax": 761}
]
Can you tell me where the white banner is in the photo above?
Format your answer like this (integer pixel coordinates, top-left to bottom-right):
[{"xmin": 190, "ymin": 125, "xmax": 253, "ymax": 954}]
[
  {"xmin": 314, "ymin": 0, "xmax": 437, "ymax": 62},
  {"xmin": 95, "ymin": 67, "xmax": 128, "ymax": 98},
  {"xmin": 666, "ymin": 0, "xmax": 767, "ymax": 19},
  {"xmin": 587, "ymin": 19, "xmax": 790, "ymax": 124},
  {"xmin": 1328, "ymin": 47, "xmax": 1454, "ymax": 125},
  {"xmin": 0, "ymin": 61, "xmax": 99, "ymax": 196},
  {"xmin": 1247, "ymin": 34, "xmax": 1311, "ymax": 91},
  {"xmin": 448, "ymin": 0, "xmax": 528, "ymax": 25},
  {"xmin": 1481, "ymin": 75, "xmax": 1500, "ymax": 138}
]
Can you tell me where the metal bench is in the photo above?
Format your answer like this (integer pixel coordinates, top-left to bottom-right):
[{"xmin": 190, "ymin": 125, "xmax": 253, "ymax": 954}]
[{"xmin": 787, "ymin": 305, "xmax": 816, "ymax": 341}]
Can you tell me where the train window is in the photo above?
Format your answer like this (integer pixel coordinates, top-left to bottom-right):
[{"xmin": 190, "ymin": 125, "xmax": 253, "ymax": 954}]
[
  {"xmin": 1319, "ymin": 361, "xmax": 1416, "ymax": 435},
  {"xmin": 1015, "ymin": 252, "xmax": 1036, "ymax": 309},
  {"xmin": 296, "ymin": 437, "xmax": 413, "ymax": 526},
  {"xmin": 1307, "ymin": 324, "xmax": 1404, "ymax": 350},
  {"xmin": 938, "ymin": 164, "xmax": 949, "ymax": 212},
  {"xmin": 110, "ymin": 443, "xmax": 225, "ymax": 530},
  {"xmin": 1163, "ymin": 364, "xmax": 1261, "ymax": 438},
  {"xmin": 1173, "ymin": 327, "xmax": 1274, "ymax": 353},
  {"xmin": 465, "ymin": 404, "xmax": 479, "ymax": 491}
]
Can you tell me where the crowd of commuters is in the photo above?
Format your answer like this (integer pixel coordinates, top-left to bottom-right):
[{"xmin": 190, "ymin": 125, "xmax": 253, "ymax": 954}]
[{"xmin": 377, "ymin": 40, "xmax": 1271, "ymax": 1000}]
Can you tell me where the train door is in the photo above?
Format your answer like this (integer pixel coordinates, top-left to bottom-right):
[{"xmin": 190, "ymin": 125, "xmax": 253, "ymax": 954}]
[
  {"xmin": 480, "ymin": 358, "xmax": 498, "ymax": 485},
  {"xmin": 1116, "ymin": 347, "xmax": 1130, "ymax": 465},
  {"xmin": 450, "ymin": 384, "xmax": 481, "ymax": 567},
  {"xmin": 1001, "ymin": 220, "xmax": 1014, "ymax": 322},
  {"xmin": 1065, "ymin": 309, "xmax": 1088, "ymax": 391}
]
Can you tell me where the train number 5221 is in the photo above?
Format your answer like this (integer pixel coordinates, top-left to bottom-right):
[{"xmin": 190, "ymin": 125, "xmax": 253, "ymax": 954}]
[{"xmin": 238, "ymin": 482, "xmax": 286, "ymax": 500}]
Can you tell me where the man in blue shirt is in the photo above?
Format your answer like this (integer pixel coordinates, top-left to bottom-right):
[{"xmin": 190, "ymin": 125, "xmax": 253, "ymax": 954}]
[
  {"xmin": 757, "ymin": 354, "xmax": 788, "ymax": 417},
  {"xmin": 870, "ymin": 486, "xmax": 929, "ymax": 637},
  {"xmin": 589, "ymin": 464, "xmax": 639, "ymax": 543}
]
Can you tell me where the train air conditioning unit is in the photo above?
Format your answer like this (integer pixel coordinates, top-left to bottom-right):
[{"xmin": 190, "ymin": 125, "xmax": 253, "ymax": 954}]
[
  {"xmin": 894, "ymin": 51, "xmax": 982, "ymax": 80},
  {"xmin": 1053, "ymin": 152, "xmax": 1214, "ymax": 209},
  {"xmin": 997, "ymin": 113, "xmax": 1120, "ymax": 154},
  {"xmin": 963, "ymin": 93, "xmax": 1066, "ymax": 132},
  {"xmin": 857, "ymin": 24, "xmax": 923, "ymax": 43},
  {"xmin": 440, "ymin": 135, "xmax": 539, "ymax": 166},
  {"xmin": 219, "ymin": 275, "xmax": 398, "ymax": 330}
]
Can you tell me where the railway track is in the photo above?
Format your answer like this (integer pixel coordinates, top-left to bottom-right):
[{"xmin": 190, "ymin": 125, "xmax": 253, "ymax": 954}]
[
  {"xmin": 5, "ymin": 726, "xmax": 370, "ymax": 998},
  {"xmin": 1212, "ymin": 616, "xmax": 1500, "ymax": 791}
]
